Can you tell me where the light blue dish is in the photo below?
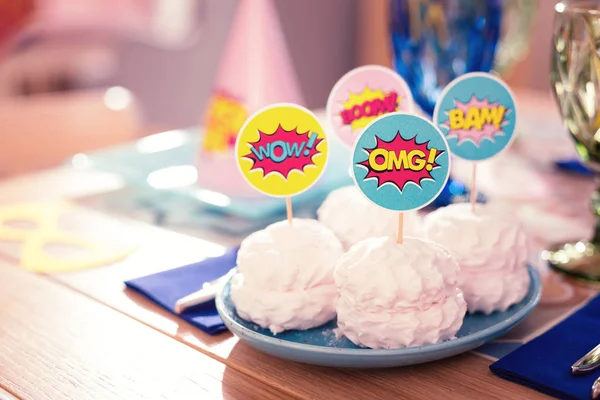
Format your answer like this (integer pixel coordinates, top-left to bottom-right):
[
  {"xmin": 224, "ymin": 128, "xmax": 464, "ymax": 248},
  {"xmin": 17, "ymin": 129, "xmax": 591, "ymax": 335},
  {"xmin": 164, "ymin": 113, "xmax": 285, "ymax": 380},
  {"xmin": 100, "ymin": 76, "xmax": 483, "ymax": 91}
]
[
  {"xmin": 78, "ymin": 128, "xmax": 353, "ymax": 221},
  {"xmin": 216, "ymin": 266, "xmax": 541, "ymax": 368}
]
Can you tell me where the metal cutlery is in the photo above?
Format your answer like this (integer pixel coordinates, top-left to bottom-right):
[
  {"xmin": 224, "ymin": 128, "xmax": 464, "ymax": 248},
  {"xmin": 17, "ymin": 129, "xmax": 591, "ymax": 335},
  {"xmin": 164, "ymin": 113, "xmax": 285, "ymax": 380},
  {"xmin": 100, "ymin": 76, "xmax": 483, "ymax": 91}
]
[
  {"xmin": 571, "ymin": 343, "xmax": 600, "ymax": 399},
  {"xmin": 572, "ymin": 344, "xmax": 600, "ymax": 375},
  {"xmin": 174, "ymin": 269, "xmax": 236, "ymax": 314}
]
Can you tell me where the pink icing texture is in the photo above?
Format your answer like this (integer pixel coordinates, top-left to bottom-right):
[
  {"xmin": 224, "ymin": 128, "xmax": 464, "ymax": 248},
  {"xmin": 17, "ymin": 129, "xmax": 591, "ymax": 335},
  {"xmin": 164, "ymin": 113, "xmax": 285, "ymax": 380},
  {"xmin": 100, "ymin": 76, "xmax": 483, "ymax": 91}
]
[
  {"xmin": 334, "ymin": 237, "xmax": 466, "ymax": 349},
  {"xmin": 424, "ymin": 203, "xmax": 531, "ymax": 314},
  {"xmin": 450, "ymin": 152, "xmax": 594, "ymax": 248},
  {"xmin": 231, "ymin": 218, "xmax": 343, "ymax": 334},
  {"xmin": 317, "ymin": 186, "xmax": 423, "ymax": 249}
]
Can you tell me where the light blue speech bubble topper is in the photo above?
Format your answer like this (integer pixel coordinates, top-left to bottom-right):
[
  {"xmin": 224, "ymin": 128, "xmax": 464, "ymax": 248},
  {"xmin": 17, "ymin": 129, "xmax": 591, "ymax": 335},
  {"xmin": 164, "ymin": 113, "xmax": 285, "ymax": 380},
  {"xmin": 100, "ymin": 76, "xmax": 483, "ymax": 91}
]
[
  {"xmin": 351, "ymin": 113, "xmax": 450, "ymax": 212},
  {"xmin": 433, "ymin": 72, "xmax": 517, "ymax": 161}
]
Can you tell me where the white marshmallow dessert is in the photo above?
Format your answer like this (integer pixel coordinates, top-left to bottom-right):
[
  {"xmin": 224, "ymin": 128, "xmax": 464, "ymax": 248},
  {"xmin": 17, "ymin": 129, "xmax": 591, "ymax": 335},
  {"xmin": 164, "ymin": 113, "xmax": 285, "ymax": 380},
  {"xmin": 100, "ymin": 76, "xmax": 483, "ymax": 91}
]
[
  {"xmin": 230, "ymin": 218, "xmax": 344, "ymax": 334},
  {"xmin": 424, "ymin": 203, "xmax": 531, "ymax": 315},
  {"xmin": 334, "ymin": 237, "xmax": 467, "ymax": 349},
  {"xmin": 317, "ymin": 186, "xmax": 423, "ymax": 249}
]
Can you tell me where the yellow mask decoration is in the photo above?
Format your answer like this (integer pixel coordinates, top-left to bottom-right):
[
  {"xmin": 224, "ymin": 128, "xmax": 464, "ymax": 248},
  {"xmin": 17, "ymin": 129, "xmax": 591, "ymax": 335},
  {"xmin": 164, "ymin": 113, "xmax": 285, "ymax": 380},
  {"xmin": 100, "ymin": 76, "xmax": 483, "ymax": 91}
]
[{"xmin": 0, "ymin": 201, "xmax": 137, "ymax": 273}]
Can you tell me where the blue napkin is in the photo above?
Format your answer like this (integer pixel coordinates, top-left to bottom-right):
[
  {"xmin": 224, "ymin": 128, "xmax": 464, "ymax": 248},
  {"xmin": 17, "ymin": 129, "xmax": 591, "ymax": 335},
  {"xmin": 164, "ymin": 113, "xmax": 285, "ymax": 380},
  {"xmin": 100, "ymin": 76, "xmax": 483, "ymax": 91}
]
[
  {"xmin": 125, "ymin": 248, "xmax": 239, "ymax": 335},
  {"xmin": 555, "ymin": 159, "xmax": 593, "ymax": 176},
  {"xmin": 430, "ymin": 178, "xmax": 486, "ymax": 208},
  {"xmin": 490, "ymin": 295, "xmax": 600, "ymax": 400}
]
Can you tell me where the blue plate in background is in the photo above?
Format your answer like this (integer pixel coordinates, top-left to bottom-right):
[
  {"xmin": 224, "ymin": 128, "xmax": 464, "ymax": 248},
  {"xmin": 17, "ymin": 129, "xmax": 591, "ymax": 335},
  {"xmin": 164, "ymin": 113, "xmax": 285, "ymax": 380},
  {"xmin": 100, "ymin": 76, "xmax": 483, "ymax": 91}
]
[
  {"xmin": 216, "ymin": 266, "xmax": 541, "ymax": 368},
  {"xmin": 79, "ymin": 127, "xmax": 353, "ymax": 222}
]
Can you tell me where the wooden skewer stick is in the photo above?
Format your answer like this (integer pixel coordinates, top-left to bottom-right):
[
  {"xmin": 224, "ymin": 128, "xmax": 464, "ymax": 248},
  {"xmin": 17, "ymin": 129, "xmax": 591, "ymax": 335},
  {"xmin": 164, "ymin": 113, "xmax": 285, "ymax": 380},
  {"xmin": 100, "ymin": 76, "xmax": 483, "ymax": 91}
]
[
  {"xmin": 286, "ymin": 196, "xmax": 293, "ymax": 224},
  {"xmin": 397, "ymin": 212, "xmax": 404, "ymax": 244},
  {"xmin": 470, "ymin": 164, "xmax": 477, "ymax": 212}
]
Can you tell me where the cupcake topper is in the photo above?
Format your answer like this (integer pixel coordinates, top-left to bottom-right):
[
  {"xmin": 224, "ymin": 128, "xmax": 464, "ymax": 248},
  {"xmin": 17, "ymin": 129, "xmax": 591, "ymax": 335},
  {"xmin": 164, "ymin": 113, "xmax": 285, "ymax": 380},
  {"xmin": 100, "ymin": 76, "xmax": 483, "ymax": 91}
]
[
  {"xmin": 235, "ymin": 103, "xmax": 329, "ymax": 224},
  {"xmin": 352, "ymin": 113, "xmax": 450, "ymax": 244},
  {"xmin": 326, "ymin": 65, "xmax": 414, "ymax": 149},
  {"xmin": 433, "ymin": 72, "xmax": 517, "ymax": 212}
]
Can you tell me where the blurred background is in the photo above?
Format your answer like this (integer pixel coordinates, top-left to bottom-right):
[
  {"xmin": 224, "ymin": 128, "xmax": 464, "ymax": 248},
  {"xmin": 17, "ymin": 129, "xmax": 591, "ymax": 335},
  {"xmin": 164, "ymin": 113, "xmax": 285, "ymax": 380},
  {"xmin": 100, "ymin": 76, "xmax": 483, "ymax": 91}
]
[
  {"xmin": 0, "ymin": 0, "xmax": 551, "ymax": 177},
  {"xmin": 4, "ymin": 0, "xmax": 600, "ymax": 282}
]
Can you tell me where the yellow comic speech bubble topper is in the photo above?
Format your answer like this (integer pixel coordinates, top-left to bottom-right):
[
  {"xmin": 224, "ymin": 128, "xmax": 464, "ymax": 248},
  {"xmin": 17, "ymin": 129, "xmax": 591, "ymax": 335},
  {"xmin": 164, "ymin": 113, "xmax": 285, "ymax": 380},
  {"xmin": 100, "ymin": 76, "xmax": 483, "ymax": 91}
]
[{"xmin": 235, "ymin": 104, "xmax": 329, "ymax": 197}]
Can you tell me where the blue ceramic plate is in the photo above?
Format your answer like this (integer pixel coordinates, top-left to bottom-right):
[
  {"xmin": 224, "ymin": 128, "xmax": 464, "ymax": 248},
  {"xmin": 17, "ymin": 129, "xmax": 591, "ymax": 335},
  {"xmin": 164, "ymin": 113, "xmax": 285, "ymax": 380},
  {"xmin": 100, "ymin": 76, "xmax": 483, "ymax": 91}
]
[
  {"xmin": 78, "ymin": 126, "xmax": 353, "ymax": 222},
  {"xmin": 216, "ymin": 266, "xmax": 541, "ymax": 368}
]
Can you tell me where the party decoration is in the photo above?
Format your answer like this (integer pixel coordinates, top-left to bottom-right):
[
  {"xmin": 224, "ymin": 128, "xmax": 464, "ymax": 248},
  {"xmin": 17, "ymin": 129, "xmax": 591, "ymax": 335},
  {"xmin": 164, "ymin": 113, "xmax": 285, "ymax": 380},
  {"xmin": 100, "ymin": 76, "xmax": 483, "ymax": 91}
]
[
  {"xmin": 352, "ymin": 113, "xmax": 450, "ymax": 214},
  {"xmin": 0, "ymin": 202, "xmax": 137, "ymax": 273},
  {"xmin": 433, "ymin": 72, "xmax": 517, "ymax": 210},
  {"xmin": 197, "ymin": 0, "xmax": 305, "ymax": 197},
  {"xmin": 433, "ymin": 72, "xmax": 517, "ymax": 161},
  {"xmin": 357, "ymin": 133, "xmax": 442, "ymax": 193},
  {"xmin": 244, "ymin": 126, "xmax": 322, "ymax": 179},
  {"xmin": 236, "ymin": 104, "xmax": 328, "ymax": 199},
  {"xmin": 327, "ymin": 65, "xmax": 414, "ymax": 148},
  {"xmin": 202, "ymin": 92, "xmax": 249, "ymax": 153}
]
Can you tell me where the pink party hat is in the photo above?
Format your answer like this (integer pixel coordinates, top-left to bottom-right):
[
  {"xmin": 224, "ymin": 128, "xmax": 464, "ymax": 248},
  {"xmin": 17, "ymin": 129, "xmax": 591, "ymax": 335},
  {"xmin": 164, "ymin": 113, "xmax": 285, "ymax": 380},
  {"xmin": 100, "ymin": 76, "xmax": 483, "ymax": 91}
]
[{"xmin": 198, "ymin": 0, "xmax": 305, "ymax": 197}]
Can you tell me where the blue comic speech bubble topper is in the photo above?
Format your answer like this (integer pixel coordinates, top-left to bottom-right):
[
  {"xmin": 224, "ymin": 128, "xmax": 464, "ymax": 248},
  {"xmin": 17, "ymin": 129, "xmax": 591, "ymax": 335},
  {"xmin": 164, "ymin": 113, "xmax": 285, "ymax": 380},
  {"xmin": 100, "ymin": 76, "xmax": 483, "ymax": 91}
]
[
  {"xmin": 352, "ymin": 113, "xmax": 450, "ymax": 212},
  {"xmin": 433, "ymin": 72, "xmax": 517, "ymax": 162}
]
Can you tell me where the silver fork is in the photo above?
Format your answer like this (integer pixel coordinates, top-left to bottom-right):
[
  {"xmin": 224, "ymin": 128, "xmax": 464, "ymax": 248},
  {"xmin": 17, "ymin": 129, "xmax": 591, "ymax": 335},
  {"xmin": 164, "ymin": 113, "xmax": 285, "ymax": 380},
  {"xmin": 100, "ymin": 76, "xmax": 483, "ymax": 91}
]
[
  {"xmin": 571, "ymin": 343, "xmax": 600, "ymax": 399},
  {"xmin": 572, "ymin": 344, "xmax": 600, "ymax": 375}
]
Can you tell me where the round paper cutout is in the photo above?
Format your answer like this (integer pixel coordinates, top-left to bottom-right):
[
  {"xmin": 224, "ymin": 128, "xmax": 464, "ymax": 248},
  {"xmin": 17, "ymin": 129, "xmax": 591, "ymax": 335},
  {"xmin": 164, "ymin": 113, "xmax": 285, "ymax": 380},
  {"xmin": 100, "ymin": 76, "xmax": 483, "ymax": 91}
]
[
  {"xmin": 433, "ymin": 72, "xmax": 517, "ymax": 161},
  {"xmin": 235, "ymin": 104, "xmax": 328, "ymax": 197},
  {"xmin": 327, "ymin": 65, "xmax": 414, "ymax": 148},
  {"xmin": 352, "ymin": 113, "xmax": 450, "ymax": 212}
]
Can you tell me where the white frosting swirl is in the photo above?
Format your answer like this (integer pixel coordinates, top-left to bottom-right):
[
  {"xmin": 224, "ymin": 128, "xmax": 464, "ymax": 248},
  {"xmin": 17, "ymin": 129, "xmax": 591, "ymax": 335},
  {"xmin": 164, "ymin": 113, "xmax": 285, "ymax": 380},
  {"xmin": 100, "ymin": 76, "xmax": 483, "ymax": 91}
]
[
  {"xmin": 231, "ymin": 218, "xmax": 343, "ymax": 334},
  {"xmin": 334, "ymin": 237, "xmax": 466, "ymax": 349},
  {"xmin": 317, "ymin": 186, "xmax": 423, "ymax": 249},
  {"xmin": 230, "ymin": 274, "xmax": 337, "ymax": 334},
  {"xmin": 424, "ymin": 203, "xmax": 531, "ymax": 314},
  {"xmin": 236, "ymin": 218, "xmax": 343, "ymax": 290}
]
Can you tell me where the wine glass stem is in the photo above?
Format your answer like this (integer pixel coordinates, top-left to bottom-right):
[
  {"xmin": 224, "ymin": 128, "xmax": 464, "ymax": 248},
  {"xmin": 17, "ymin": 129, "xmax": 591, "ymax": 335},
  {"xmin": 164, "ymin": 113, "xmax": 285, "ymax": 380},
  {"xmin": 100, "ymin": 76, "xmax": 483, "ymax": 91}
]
[{"xmin": 590, "ymin": 179, "xmax": 600, "ymax": 245}]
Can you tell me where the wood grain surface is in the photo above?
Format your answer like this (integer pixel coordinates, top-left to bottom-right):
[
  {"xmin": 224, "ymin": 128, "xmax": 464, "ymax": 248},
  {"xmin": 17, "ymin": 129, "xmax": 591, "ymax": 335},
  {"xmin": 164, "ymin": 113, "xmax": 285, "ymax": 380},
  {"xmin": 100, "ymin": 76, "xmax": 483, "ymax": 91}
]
[
  {"xmin": 0, "ymin": 386, "xmax": 19, "ymax": 400},
  {"xmin": 0, "ymin": 256, "xmax": 292, "ymax": 400},
  {"xmin": 50, "ymin": 230, "xmax": 547, "ymax": 400},
  {"xmin": 0, "ymin": 199, "xmax": 543, "ymax": 400},
  {"xmin": 0, "ymin": 163, "xmax": 552, "ymax": 399}
]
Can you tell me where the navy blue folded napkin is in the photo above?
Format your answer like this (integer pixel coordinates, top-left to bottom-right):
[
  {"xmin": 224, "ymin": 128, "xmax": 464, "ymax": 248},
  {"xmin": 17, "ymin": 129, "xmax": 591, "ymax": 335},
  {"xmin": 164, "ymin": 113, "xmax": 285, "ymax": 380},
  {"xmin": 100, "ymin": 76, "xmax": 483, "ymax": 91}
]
[
  {"xmin": 430, "ymin": 178, "xmax": 486, "ymax": 208},
  {"xmin": 490, "ymin": 295, "xmax": 600, "ymax": 400},
  {"xmin": 555, "ymin": 159, "xmax": 593, "ymax": 176},
  {"xmin": 125, "ymin": 248, "xmax": 239, "ymax": 335}
]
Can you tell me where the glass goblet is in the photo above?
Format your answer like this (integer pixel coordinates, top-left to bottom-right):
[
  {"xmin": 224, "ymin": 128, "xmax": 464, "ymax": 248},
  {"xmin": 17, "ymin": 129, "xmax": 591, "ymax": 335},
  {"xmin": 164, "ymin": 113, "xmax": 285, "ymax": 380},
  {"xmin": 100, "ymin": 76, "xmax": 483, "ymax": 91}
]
[
  {"xmin": 389, "ymin": 0, "xmax": 535, "ymax": 207},
  {"xmin": 547, "ymin": 0, "xmax": 600, "ymax": 281},
  {"xmin": 390, "ymin": 0, "xmax": 506, "ymax": 116}
]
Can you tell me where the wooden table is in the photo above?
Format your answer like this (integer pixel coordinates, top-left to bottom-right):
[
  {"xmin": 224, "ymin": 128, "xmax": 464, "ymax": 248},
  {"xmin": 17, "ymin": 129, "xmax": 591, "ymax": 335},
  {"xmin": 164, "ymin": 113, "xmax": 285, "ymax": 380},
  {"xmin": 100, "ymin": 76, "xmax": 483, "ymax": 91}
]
[
  {"xmin": 0, "ymin": 167, "xmax": 559, "ymax": 400},
  {"xmin": 0, "ymin": 86, "xmax": 593, "ymax": 399}
]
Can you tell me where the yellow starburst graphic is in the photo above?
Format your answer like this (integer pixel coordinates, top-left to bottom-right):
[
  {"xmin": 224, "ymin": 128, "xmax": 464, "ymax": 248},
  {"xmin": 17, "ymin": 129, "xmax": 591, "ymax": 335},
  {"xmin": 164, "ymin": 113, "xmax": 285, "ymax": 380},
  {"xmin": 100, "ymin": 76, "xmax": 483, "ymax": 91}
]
[
  {"xmin": 202, "ymin": 92, "xmax": 248, "ymax": 153},
  {"xmin": 340, "ymin": 87, "xmax": 402, "ymax": 131}
]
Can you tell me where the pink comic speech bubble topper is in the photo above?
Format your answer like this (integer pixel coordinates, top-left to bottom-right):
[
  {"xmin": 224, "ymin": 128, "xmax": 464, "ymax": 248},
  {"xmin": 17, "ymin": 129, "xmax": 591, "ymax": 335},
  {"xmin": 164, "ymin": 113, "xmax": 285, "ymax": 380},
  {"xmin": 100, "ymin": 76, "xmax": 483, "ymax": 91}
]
[{"xmin": 326, "ymin": 65, "xmax": 414, "ymax": 148}]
